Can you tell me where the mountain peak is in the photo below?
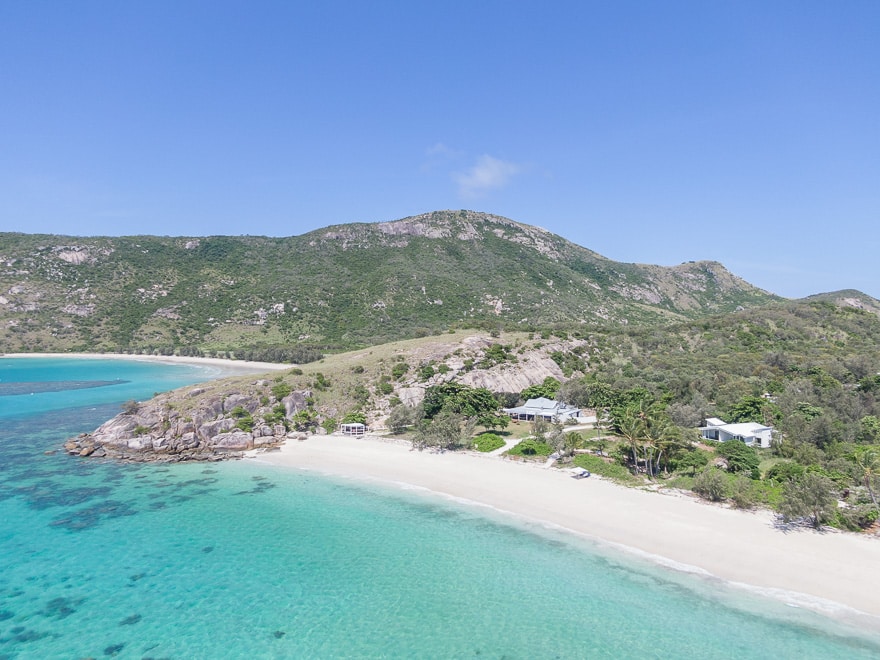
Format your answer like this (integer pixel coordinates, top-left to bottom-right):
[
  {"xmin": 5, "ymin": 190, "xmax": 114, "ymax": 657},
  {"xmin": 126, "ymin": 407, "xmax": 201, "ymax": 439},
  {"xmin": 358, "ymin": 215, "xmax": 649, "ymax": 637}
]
[{"xmin": 314, "ymin": 210, "xmax": 571, "ymax": 260}]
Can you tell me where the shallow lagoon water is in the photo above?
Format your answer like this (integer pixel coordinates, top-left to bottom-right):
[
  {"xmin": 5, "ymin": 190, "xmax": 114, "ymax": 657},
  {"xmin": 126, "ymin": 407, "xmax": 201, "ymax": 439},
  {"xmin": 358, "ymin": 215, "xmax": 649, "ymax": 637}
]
[{"xmin": 1, "ymin": 357, "xmax": 879, "ymax": 659}]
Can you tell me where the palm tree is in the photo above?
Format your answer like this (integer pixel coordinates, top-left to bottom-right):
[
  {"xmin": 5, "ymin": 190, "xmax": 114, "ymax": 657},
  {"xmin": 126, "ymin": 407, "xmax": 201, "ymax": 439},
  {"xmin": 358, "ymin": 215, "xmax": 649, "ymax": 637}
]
[
  {"xmin": 643, "ymin": 412, "xmax": 680, "ymax": 477},
  {"xmin": 594, "ymin": 407, "xmax": 611, "ymax": 456},
  {"xmin": 563, "ymin": 431, "xmax": 582, "ymax": 461},
  {"xmin": 855, "ymin": 448, "xmax": 880, "ymax": 511},
  {"xmin": 616, "ymin": 404, "xmax": 648, "ymax": 474}
]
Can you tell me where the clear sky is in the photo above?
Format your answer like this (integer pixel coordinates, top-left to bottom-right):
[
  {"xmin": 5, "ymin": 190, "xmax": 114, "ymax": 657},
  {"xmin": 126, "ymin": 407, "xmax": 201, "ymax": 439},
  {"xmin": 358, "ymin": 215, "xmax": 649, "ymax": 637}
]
[{"xmin": 1, "ymin": 2, "xmax": 878, "ymax": 299}]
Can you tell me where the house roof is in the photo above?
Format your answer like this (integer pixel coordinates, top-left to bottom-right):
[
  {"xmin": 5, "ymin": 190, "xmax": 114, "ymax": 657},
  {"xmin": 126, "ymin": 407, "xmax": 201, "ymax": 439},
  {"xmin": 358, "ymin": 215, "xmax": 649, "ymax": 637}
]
[
  {"xmin": 700, "ymin": 420, "xmax": 772, "ymax": 437},
  {"xmin": 719, "ymin": 422, "xmax": 772, "ymax": 435},
  {"xmin": 524, "ymin": 397, "xmax": 563, "ymax": 410},
  {"xmin": 503, "ymin": 398, "xmax": 580, "ymax": 416}
]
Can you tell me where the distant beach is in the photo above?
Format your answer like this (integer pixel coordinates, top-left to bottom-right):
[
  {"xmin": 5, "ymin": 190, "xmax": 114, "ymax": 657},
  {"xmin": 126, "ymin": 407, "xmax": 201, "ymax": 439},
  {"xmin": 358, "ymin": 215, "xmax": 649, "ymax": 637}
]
[
  {"xmin": 1, "ymin": 352, "xmax": 289, "ymax": 373},
  {"xmin": 256, "ymin": 433, "xmax": 880, "ymax": 624}
]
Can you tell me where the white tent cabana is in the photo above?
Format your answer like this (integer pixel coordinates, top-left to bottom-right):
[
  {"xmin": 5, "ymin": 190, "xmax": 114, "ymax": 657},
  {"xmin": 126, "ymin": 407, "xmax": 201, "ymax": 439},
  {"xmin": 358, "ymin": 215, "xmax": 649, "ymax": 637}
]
[{"xmin": 340, "ymin": 422, "xmax": 366, "ymax": 437}]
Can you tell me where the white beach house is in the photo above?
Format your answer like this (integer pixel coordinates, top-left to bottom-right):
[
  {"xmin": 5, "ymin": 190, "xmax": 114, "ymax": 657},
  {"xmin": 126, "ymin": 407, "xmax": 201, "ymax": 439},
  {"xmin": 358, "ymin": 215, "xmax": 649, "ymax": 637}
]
[
  {"xmin": 503, "ymin": 397, "xmax": 581, "ymax": 423},
  {"xmin": 699, "ymin": 417, "xmax": 774, "ymax": 449}
]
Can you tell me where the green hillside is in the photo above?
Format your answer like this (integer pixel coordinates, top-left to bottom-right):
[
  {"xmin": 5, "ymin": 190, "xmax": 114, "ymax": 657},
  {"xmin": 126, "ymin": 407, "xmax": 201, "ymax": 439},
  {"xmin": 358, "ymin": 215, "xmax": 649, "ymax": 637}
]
[{"xmin": 0, "ymin": 209, "xmax": 796, "ymax": 356}]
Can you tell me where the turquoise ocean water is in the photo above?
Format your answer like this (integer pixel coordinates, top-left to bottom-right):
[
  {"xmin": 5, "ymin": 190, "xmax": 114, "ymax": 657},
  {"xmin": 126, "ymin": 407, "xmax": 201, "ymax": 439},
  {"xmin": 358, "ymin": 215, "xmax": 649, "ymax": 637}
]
[{"xmin": 1, "ymin": 358, "xmax": 880, "ymax": 659}]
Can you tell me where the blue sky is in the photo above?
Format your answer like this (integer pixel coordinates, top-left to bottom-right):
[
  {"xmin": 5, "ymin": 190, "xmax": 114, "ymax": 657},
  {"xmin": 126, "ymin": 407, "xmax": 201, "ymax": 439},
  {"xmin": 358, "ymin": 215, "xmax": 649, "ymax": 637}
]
[{"xmin": 1, "ymin": 2, "xmax": 878, "ymax": 299}]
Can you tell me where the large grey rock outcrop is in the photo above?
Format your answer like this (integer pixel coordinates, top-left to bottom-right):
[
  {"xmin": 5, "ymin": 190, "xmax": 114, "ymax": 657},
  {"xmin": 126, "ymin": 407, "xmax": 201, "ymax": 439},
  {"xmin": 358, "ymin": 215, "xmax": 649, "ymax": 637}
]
[
  {"xmin": 460, "ymin": 353, "xmax": 565, "ymax": 393},
  {"xmin": 397, "ymin": 387, "xmax": 424, "ymax": 407},
  {"xmin": 64, "ymin": 386, "xmax": 314, "ymax": 463},
  {"xmin": 212, "ymin": 431, "xmax": 254, "ymax": 451},
  {"xmin": 282, "ymin": 391, "xmax": 310, "ymax": 416},
  {"xmin": 223, "ymin": 393, "xmax": 257, "ymax": 413},
  {"xmin": 197, "ymin": 418, "xmax": 236, "ymax": 442}
]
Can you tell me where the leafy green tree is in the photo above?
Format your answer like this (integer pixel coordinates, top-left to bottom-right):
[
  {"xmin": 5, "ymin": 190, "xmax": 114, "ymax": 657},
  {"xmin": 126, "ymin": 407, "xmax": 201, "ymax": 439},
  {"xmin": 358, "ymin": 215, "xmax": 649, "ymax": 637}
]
[
  {"xmin": 693, "ymin": 469, "xmax": 727, "ymax": 502},
  {"xmin": 321, "ymin": 417, "xmax": 338, "ymax": 434},
  {"xmin": 271, "ymin": 382, "xmax": 292, "ymax": 400},
  {"xmin": 411, "ymin": 412, "xmax": 475, "ymax": 451},
  {"xmin": 520, "ymin": 377, "xmax": 561, "ymax": 401},
  {"xmin": 608, "ymin": 388, "xmax": 654, "ymax": 429},
  {"xmin": 779, "ymin": 473, "xmax": 837, "ymax": 529},
  {"xmin": 809, "ymin": 366, "xmax": 842, "ymax": 389},
  {"xmin": 391, "ymin": 362, "xmax": 409, "ymax": 380},
  {"xmin": 291, "ymin": 408, "xmax": 318, "ymax": 432},
  {"xmin": 803, "ymin": 415, "xmax": 842, "ymax": 450},
  {"xmin": 531, "ymin": 417, "xmax": 550, "ymax": 442},
  {"xmin": 479, "ymin": 343, "xmax": 515, "ymax": 368},
  {"xmin": 387, "ymin": 405, "xmax": 408, "ymax": 434},
  {"xmin": 584, "ymin": 381, "xmax": 619, "ymax": 408},
  {"xmin": 419, "ymin": 364, "xmax": 436, "ymax": 381},
  {"xmin": 341, "ymin": 411, "xmax": 367, "ymax": 425},
  {"xmin": 422, "ymin": 383, "xmax": 502, "ymax": 429},
  {"xmin": 765, "ymin": 461, "xmax": 805, "ymax": 483},
  {"xmin": 728, "ymin": 395, "xmax": 779, "ymax": 424},
  {"xmin": 854, "ymin": 448, "xmax": 880, "ymax": 511},
  {"xmin": 557, "ymin": 378, "xmax": 590, "ymax": 407},
  {"xmin": 454, "ymin": 387, "xmax": 502, "ymax": 428},
  {"xmin": 543, "ymin": 423, "xmax": 567, "ymax": 457},
  {"xmin": 232, "ymin": 408, "xmax": 255, "ymax": 432},
  {"xmin": 479, "ymin": 413, "xmax": 508, "ymax": 432},
  {"xmin": 793, "ymin": 402, "xmax": 823, "ymax": 421},
  {"xmin": 352, "ymin": 384, "xmax": 370, "ymax": 406},
  {"xmin": 667, "ymin": 400, "xmax": 705, "ymax": 428},
  {"xmin": 494, "ymin": 391, "xmax": 520, "ymax": 409},
  {"xmin": 674, "ymin": 450, "xmax": 710, "ymax": 476},
  {"xmin": 312, "ymin": 372, "xmax": 331, "ymax": 391},
  {"xmin": 717, "ymin": 441, "xmax": 760, "ymax": 479},
  {"xmin": 857, "ymin": 415, "xmax": 880, "ymax": 444},
  {"xmin": 387, "ymin": 404, "xmax": 422, "ymax": 434},
  {"xmin": 857, "ymin": 374, "xmax": 880, "ymax": 394},
  {"xmin": 422, "ymin": 382, "xmax": 467, "ymax": 418},
  {"xmin": 263, "ymin": 403, "xmax": 289, "ymax": 427},
  {"xmin": 729, "ymin": 475, "xmax": 756, "ymax": 509}
]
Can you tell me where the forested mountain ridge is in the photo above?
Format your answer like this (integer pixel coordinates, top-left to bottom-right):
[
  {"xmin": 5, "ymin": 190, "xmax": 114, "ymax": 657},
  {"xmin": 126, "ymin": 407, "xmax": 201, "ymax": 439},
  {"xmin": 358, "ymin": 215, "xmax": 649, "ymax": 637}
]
[{"xmin": 0, "ymin": 209, "xmax": 863, "ymax": 356}]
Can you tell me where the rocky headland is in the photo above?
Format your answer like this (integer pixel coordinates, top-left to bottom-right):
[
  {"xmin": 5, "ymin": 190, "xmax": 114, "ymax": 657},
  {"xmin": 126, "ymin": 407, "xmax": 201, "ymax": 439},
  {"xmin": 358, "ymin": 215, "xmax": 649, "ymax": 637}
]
[{"xmin": 65, "ymin": 379, "xmax": 314, "ymax": 462}]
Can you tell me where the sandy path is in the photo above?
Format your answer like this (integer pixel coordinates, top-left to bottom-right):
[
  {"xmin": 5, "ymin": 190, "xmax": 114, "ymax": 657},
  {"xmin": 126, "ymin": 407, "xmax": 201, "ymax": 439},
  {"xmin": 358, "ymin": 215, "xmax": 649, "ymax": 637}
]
[{"xmin": 255, "ymin": 434, "xmax": 880, "ymax": 623}]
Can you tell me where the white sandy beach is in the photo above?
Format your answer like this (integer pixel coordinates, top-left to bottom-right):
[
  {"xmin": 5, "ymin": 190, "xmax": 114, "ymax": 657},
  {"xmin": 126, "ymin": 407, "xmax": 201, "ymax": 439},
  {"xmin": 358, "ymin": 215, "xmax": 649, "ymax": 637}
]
[
  {"xmin": 255, "ymin": 434, "xmax": 880, "ymax": 623},
  {"xmin": 1, "ymin": 352, "xmax": 290, "ymax": 373}
]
